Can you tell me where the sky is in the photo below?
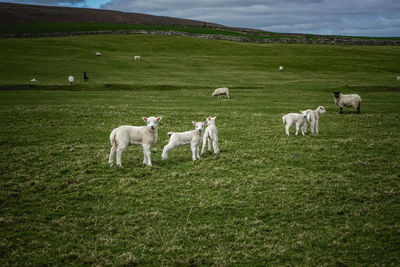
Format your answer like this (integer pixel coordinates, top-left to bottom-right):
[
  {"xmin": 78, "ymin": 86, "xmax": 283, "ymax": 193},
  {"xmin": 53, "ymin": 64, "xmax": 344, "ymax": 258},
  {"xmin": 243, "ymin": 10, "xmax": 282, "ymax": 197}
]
[{"xmin": 3, "ymin": 0, "xmax": 400, "ymax": 37}]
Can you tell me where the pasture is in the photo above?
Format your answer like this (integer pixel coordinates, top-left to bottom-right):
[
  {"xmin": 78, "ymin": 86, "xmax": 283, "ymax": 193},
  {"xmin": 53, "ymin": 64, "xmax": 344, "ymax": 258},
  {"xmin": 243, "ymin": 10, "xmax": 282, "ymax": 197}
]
[{"xmin": 0, "ymin": 34, "xmax": 400, "ymax": 265}]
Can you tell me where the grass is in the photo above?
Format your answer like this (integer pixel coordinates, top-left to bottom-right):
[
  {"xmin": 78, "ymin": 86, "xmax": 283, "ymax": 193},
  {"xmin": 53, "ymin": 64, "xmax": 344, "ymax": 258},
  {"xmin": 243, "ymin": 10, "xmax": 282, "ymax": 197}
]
[{"xmin": 0, "ymin": 34, "xmax": 400, "ymax": 265}]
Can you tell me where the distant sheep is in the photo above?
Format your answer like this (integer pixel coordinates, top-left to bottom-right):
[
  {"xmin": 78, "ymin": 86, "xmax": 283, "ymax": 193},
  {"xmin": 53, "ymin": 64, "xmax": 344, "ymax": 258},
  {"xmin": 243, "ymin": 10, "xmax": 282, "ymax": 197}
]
[
  {"xmin": 30, "ymin": 78, "xmax": 37, "ymax": 82},
  {"xmin": 397, "ymin": 76, "xmax": 400, "ymax": 81},
  {"xmin": 134, "ymin": 56, "xmax": 141, "ymax": 61},
  {"xmin": 282, "ymin": 111, "xmax": 310, "ymax": 136},
  {"xmin": 301, "ymin": 106, "xmax": 326, "ymax": 134},
  {"xmin": 68, "ymin": 75, "xmax": 74, "ymax": 84},
  {"xmin": 333, "ymin": 92, "xmax": 362, "ymax": 114},
  {"xmin": 109, "ymin": 116, "xmax": 162, "ymax": 167},
  {"xmin": 201, "ymin": 116, "xmax": 219, "ymax": 155},
  {"xmin": 95, "ymin": 52, "xmax": 102, "ymax": 56},
  {"xmin": 279, "ymin": 66, "xmax": 284, "ymax": 71},
  {"xmin": 212, "ymin": 87, "xmax": 229, "ymax": 99},
  {"xmin": 162, "ymin": 121, "xmax": 206, "ymax": 161}
]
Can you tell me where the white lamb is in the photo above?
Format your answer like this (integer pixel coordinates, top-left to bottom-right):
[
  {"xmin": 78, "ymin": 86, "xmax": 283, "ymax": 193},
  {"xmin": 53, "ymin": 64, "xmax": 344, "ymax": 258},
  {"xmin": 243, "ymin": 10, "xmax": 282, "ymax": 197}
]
[
  {"xmin": 68, "ymin": 75, "xmax": 74, "ymax": 84},
  {"xmin": 333, "ymin": 91, "xmax": 362, "ymax": 114},
  {"xmin": 212, "ymin": 87, "xmax": 229, "ymax": 99},
  {"xmin": 109, "ymin": 116, "xmax": 162, "ymax": 167},
  {"xmin": 95, "ymin": 52, "xmax": 102, "ymax": 56},
  {"xmin": 282, "ymin": 111, "xmax": 310, "ymax": 136},
  {"xmin": 161, "ymin": 121, "xmax": 206, "ymax": 161},
  {"xmin": 134, "ymin": 56, "xmax": 141, "ymax": 61},
  {"xmin": 300, "ymin": 106, "xmax": 326, "ymax": 134},
  {"xmin": 201, "ymin": 116, "xmax": 219, "ymax": 155},
  {"xmin": 279, "ymin": 66, "xmax": 284, "ymax": 71},
  {"xmin": 30, "ymin": 78, "xmax": 37, "ymax": 82}
]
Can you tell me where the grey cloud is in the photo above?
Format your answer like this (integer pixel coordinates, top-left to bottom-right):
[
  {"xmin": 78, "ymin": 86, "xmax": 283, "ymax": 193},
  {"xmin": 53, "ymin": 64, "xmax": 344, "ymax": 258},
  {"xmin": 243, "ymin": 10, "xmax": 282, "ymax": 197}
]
[{"xmin": 5, "ymin": 0, "xmax": 85, "ymax": 6}]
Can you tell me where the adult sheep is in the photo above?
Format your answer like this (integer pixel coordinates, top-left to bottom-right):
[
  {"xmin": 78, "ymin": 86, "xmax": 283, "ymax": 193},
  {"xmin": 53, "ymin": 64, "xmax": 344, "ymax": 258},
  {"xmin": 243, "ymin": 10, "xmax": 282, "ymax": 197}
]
[
  {"xmin": 109, "ymin": 116, "xmax": 162, "ymax": 167},
  {"xmin": 333, "ymin": 92, "xmax": 362, "ymax": 114},
  {"xmin": 212, "ymin": 87, "xmax": 229, "ymax": 99}
]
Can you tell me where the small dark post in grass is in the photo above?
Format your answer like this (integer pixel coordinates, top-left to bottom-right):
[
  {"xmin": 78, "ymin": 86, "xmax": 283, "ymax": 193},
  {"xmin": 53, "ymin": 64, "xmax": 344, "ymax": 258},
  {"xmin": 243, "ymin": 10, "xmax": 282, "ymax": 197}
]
[{"xmin": 83, "ymin": 72, "xmax": 89, "ymax": 82}]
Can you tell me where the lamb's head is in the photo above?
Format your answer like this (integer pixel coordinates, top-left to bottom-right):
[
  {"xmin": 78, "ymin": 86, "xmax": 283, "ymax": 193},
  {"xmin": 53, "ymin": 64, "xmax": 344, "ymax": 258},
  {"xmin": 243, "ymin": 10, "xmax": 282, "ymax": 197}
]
[
  {"xmin": 317, "ymin": 106, "xmax": 326, "ymax": 115},
  {"xmin": 206, "ymin": 116, "xmax": 217, "ymax": 125},
  {"xmin": 333, "ymin": 91, "xmax": 341, "ymax": 99},
  {"xmin": 192, "ymin": 121, "xmax": 206, "ymax": 133},
  {"xmin": 142, "ymin": 116, "xmax": 162, "ymax": 131}
]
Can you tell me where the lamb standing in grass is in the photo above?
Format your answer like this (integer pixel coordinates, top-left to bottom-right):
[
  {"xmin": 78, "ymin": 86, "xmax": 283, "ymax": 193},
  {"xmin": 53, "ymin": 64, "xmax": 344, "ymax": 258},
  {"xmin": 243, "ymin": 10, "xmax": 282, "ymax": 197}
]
[
  {"xmin": 162, "ymin": 121, "xmax": 206, "ymax": 161},
  {"xmin": 95, "ymin": 52, "xmax": 102, "ymax": 56},
  {"xmin": 282, "ymin": 111, "xmax": 310, "ymax": 136},
  {"xmin": 212, "ymin": 87, "xmax": 229, "ymax": 99},
  {"xmin": 301, "ymin": 106, "xmax": 326, "ymax": 134},
  {"xmin": 134, "ymin": 56, "xmax": 141, "ymax": 61},
  {"xmin": 279, "ymin": 66, "xmax": 284, "ymax": 71},
  {"xmin": 68, "ymin": 75, "xmax": 74, "ymax": 84},
  {"xmin": 201, "ymin": 116, "xmax": 219, "ymax": 155},
  {"xmin": 109, "ymin": 116, "xmax": 162, "ymax": 167},
  {"xmin": 333, "ymin": 91, "xmax": 362, "ymax": 114}
]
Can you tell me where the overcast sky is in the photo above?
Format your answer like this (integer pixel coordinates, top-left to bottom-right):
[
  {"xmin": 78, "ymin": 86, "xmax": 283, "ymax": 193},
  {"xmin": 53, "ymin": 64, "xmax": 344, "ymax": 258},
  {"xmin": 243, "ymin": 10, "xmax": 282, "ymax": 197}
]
[{"xmin": 3, "ymin": 0, "xmax": 400, "ymax": 37}]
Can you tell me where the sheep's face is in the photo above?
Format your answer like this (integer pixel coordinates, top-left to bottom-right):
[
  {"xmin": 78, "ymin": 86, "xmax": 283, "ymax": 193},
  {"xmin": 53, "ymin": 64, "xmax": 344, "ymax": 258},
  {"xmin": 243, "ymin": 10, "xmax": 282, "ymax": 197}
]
[
  {"xmin": 318, "ymin": 106, "xmax": 326, "ymax": 114},
  {"xmin": 192, "ymin": 121, "xmax": 206, "ymax": 133},
  {"xmin": 142, "ymin": 116, "xmax": 162, "ymax": 131},
  {"xmin": 333, "ymin": 92, "xmax": 340, "ymax": 98},
  {"xmin": 206, "ymin": 116, "xmax": 217, "ymax": 125}
]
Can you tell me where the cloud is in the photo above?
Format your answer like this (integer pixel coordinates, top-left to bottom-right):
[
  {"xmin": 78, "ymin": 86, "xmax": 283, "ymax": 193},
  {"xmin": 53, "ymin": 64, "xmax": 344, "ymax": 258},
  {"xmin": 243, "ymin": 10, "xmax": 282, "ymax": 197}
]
[
  {"xmin": 5, "ymin": 0, "xmax": 85, "ymax": 7},
  {"xmin": 99, "ymin": 0, "xmax": 400, "ymax": 37}
]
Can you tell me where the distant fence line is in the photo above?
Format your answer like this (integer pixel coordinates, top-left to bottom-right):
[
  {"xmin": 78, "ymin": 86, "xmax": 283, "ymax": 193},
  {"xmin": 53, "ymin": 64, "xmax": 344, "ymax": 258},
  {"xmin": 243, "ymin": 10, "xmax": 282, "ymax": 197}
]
[{"xmin": 2, "ymin": 29, "xmax": 399, "ymax": 46}]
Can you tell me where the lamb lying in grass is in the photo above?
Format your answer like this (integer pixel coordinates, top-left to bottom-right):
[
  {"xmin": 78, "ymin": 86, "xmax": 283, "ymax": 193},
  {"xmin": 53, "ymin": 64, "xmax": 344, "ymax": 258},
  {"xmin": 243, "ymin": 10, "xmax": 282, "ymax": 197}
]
[
  {"xmin": 201, "ymin": 116, "xmax": 219, "ymax": 155},
  {"xmin": 212, "ymin": 87, "xmax": 229, "ymax": 99},
  {"xmin": 109, "ymin": 116, "xmax": 162, "ymax": 167},
  {"xmin": 333, "ymin": 91, "xmax": 362, "ymax": 114},
  {"xmin": 301, "ymin": 106, "xmax": 326, "ymax": 134},
  {"xmin": 282, "ymin": 111, "xmax": 310, "ymax": 136},
  {"xmin": 162, "ymin": 121, "xmax": 206, "ymax": 161}
]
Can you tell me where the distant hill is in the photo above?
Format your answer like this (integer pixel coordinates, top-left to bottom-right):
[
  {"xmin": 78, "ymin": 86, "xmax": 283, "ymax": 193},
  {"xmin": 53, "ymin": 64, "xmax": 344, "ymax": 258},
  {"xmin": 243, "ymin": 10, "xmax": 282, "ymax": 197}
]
[{"xmin": 0, "ymin": 2, "xmax": 223, "ymax": 28}]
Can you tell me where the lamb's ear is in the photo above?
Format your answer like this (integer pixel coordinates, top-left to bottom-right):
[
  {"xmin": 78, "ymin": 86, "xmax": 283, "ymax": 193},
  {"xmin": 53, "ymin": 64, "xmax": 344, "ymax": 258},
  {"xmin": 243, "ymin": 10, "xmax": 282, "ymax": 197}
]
[
  {"xmin": 192, "ymin": 121, "xmax": 196, "ymax": 126},
  {"xmin": 142, "ymin": 117, "xmax": 148, "ymax": 122},
  {"xmin": 156, "ymin": 117, "xmax": 162, "ymax": 122},
  {"xmin": 212, "ymin": 116, "xmax": 217, "ymax": 120}
]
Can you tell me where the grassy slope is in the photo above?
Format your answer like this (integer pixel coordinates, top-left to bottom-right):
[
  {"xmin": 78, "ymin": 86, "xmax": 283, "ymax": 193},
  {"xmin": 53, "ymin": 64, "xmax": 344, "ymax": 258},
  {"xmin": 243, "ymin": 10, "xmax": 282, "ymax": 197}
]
[{"xmin": 0, "ymin": 35, "xmax": 400, "ymax": 265}]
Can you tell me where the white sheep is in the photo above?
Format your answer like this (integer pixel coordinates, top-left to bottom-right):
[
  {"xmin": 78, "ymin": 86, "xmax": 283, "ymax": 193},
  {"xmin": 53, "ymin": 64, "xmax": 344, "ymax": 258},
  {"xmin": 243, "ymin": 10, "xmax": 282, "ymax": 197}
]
[
  {"xmin": 282, "ymin": 111, "xmax": 310, "ymax": 136},
  {"xmin": 333, "ymin": 91, "xmax": 362, "ymax": 114},
  {"xmin": 109, "ymin": 116, "xmax": 162, "ymax": 167},
  {"xmin": 95, "ymin": 52, "xmax": 102, "ymax": 56},
  {"xmin": 397, "ymin": 76, "xmax": 400, "ymax": 81},
  {"xmin": 212, "ymin": 87, "xmax": 229, "ymax": 99},
  {"xmin": 161, "ymin": 121, "xmax": 206, "ymax": 161},
  {"xmin": 30, "ymin": 78, "xmax": 37, "ymax": 82},
  {"xmin": 300, "ymin": 106, "xmax": 326, "ymax": 134},
  {"xmin": 134, "ymin": 56, "xmax": 141, "ymax": 61},
  {"xmin": 68, "ymin": 75, "xmax": 74, "ymax": 84},
  {"xmin": 279, "ymin": 66, "xmax": 284, "ymax": 71},
  {"xmin": 201, "ymin": 116, "xmax": 219, "ymax": 155}
]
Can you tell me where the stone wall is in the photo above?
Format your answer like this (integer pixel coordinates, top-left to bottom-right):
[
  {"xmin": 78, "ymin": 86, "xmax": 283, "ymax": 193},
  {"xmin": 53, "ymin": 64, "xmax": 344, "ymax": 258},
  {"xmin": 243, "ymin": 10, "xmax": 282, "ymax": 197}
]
[{"xmin": 2, "ymin": 29, "xmax": 399, "ymax": 46}]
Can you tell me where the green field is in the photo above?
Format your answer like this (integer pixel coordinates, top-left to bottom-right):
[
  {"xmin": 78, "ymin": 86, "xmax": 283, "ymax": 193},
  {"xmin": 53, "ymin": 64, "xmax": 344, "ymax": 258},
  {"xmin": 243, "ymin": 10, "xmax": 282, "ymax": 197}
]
[{"xmin": 1, "ymin": 34, "xmax": 400, "ymax": 265}]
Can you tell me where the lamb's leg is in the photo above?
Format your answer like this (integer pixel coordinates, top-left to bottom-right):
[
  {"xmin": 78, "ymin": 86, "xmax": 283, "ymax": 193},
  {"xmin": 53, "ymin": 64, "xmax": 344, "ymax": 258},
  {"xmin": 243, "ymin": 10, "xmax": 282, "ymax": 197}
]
[
  {"xmin": 116, "ymin": 145, "xmax": 126, "ymax": 168},
  {"xmin": 201, "ymin": 132, "xmax": 208, "ymax": 155},
  {"xmin": 142, "ymin": 144, "xmax": 152, "ymax": 166},
  {"xmin": 315, "ymin": 120, "xmax": 319, "ymax": 134},
  {"xmin": 295, "ymin": 123, "xmax": 300, "ymax": 136},
  {"xmin": 109, "ymin": 145, "xmax": 116, "ymax": 166},
  {"xmin": 226, "ymin": 92, "xmax": 229, "ymax": 99},
  {"xmin": 340, "ymin": 107, "xmax": 343, "ymax": 114},
  {"xmin": 191, "ymin": 143, "xmax": 197, "ymax": 161},
  {"xmin": 213, "ymin": 138, "xmax": 219, "ymax": 154},
  {"xmin": 301, "ymin": 124, "xmax": 305, "ymax": 136},
  {"xmin": 208, "ymin": 137, "xmax": 212, "ymax": 152},
  {"xmin": 196, "ymin": 144, "xmax": 200, "ymax": 159},
  {"xmin": 310, "ymin": 123, "xmax": 315, "ymax": 134},
  {"xmin": 285, "ymin": 123, "xmax": 291, "ymax": 136},
  {"xmin": 357, "ymin": 104, "xmax": 361, "ymax": 114}
]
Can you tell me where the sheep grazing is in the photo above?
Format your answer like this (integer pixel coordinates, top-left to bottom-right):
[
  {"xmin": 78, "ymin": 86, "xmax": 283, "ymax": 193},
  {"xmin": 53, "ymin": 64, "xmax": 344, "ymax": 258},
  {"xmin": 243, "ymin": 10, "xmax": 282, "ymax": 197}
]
[
  {"xmin": 201, "ymin": 116, "xmax": 219, "ymax": 155},
  {"xmin": 134, "ymin": 56, "xmax": 141, "ymax": 61},
  {"xmin": 68, "ymin": 75, "xmax": 74, "ymax": 84},
  {"xmin": 30, "ymin": 78, "xmax": 37, "ymax": 82},
  {"xmin": 162, "ymin": 121, "xmax": 206, "ymax": 161},
  {"xmin": 397, "ymin": 76, "xmax": 400, "ymax": 81},
  {"xmin": 109, "ymin": 116, "xmax": 162, "ymax": 167},
  {"xmin": 95, "ymin": 52, "xmax": 102, "ymax": 56},
  {"xmin": 279, "ymin": 66, "xmax": 284, "ymax": 71},
  {"xmin": 212, "ymin": 87, "xmax": 229, "ymax": 99},
  {"xmin": 282, "ymin": 111, "xmax": 310, "ymax": 136},
  {"xmin": 333, "ymin": 92, "xmax": 362, "ymax": 114},
  {"xmin": 83, "ymin": 72, "xmax": 89, "ymax": 82},
  {"xmin": 301, "ymin": 106, "xmax": 326, "ymax": 134}
]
